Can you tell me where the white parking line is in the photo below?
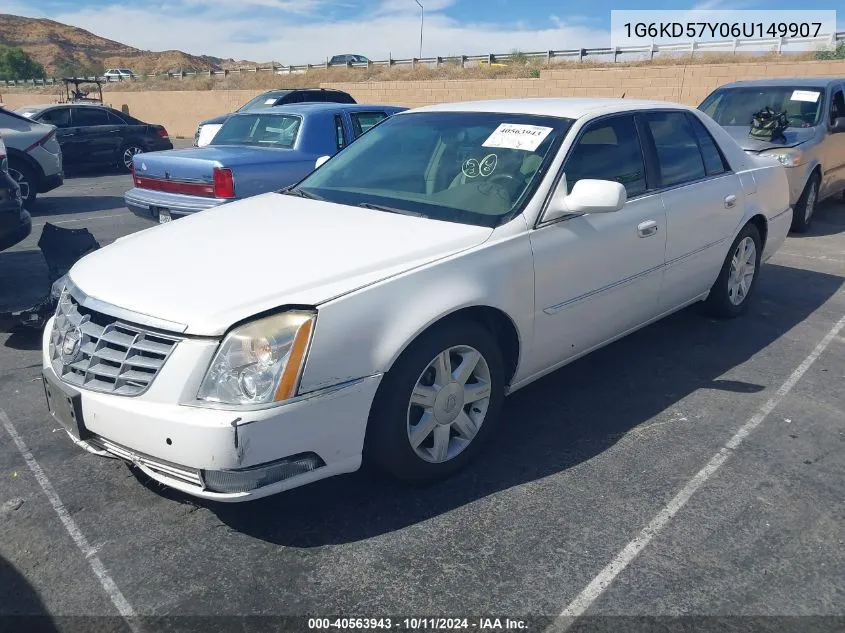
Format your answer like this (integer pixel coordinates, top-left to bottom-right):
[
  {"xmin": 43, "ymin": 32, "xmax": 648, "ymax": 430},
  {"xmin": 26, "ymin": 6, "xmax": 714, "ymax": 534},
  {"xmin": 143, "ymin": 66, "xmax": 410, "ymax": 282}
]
[
  {"xmin": 31, "ymin": 212, "xmax": 130, "ymax": 228},
  {"xmin": 0, "ymin": 408, "xmax": 140, "ymax": 632},
  {"xmin": 778, "ymin": 252, "xmax": 845, "ymax": 265},
  {"xmin": 549, "ymin": 310, "xmax": 845, "ymax": 632}
]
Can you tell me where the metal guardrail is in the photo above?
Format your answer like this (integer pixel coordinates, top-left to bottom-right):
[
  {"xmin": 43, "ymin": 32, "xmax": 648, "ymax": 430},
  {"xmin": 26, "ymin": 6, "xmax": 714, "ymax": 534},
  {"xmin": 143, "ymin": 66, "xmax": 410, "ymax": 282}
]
[{"xmin": 3, "ymin": 30, "xmax": 844, "ymax": 86}]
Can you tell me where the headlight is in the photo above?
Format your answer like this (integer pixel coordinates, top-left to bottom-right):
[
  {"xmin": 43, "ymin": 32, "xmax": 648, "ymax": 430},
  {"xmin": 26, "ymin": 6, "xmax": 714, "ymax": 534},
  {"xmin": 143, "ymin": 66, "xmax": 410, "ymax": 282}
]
[
  {"xmin": 197, "ymin": 311, "xmax": 315, "ymax": 406},
  {"xmin": 764, "ymin": 148, "xmax": 805, "ymax": 167}
]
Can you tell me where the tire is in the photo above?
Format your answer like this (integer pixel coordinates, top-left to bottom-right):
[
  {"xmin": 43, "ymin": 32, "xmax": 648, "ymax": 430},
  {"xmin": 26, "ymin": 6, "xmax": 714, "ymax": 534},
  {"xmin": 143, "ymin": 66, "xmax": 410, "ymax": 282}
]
[
  {"xmin": 7, "ymin": 161, "xmax": 37, "ymax": 208},
  {"xmin": 790, "ymin": 174, "xmax": 819, "ymax": 234},
  {"xmin": 704, "ymin": 222, "xmax": 763, "ymax": 319},
  {"xmin": 364, "ymin": 318, "xmax": 506, "ymax": 483},
  {"xmin": 121, "ymin": 144, "xmax": 144, "ymax": 172}
]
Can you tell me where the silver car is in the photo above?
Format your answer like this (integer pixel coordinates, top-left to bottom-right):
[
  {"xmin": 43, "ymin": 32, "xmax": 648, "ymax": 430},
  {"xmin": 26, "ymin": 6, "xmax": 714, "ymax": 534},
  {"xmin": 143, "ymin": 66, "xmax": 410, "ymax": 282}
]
[
  {"xmin": 0, "ymin": 107, "xmax": 64, "ymax": 208},
  {"xmin": 699, "ymin": 77, "xmax": 845, "ymax": 232}
]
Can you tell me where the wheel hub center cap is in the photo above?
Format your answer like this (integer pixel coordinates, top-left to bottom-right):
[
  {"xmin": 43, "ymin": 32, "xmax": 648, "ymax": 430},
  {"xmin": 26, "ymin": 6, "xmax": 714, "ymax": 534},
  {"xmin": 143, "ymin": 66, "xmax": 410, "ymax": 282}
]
[{"xmin": 434, "ymin": 382, "xmax": 464, "ymax": 425}]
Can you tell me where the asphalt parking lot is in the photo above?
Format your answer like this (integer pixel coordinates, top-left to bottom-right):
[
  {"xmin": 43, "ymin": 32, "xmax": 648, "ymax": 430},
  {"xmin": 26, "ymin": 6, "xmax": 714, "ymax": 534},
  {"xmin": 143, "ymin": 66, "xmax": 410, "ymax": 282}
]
[{"xmin": 1, "ymin": 159, "xmax": 844, "ymax": 632}]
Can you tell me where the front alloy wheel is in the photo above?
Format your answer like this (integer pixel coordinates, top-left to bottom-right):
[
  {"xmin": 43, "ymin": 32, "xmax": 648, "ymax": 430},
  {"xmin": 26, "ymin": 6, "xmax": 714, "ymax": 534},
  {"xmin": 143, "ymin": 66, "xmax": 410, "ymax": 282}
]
[
  {"xmin": 407, "ymin": 345, "xmax": 492, "ymax": 464},
  {"xmin": 365, "ymin": 319, "xmax": 505, "ymax": 482}
]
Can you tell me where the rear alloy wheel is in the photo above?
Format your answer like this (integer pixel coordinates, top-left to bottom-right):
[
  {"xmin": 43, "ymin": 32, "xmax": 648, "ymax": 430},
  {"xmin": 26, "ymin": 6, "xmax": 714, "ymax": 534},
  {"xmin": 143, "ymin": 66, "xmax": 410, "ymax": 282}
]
[
  {"xmin": 365, "ymin": 319, "xmax": 505, "ymax": 482},
  {"xmin": 790, "ymin": 174, "xmax": 819, "ymax": 234},
  {"xmin": 704, "ymin": 222, "xmax": 762, "ymax": 318},
  {"xmin": 122, "ymin": 145, "xmax": 144, "ymax": 172},
  {"xmin": 7, "ymin": 162, "xmax": 37, "ymax": 208}
]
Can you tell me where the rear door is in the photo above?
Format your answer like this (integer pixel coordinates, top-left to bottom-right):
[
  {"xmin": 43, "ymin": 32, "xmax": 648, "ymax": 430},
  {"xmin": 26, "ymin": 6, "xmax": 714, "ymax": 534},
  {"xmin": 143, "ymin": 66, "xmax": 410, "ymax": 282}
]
[
  {"xmin": 643, "ymin": 110, "xmax": 745, "ymax": 311},
  {"xmin": 70, "ymin": 107, "xmax": 122, "ymax": 164}
]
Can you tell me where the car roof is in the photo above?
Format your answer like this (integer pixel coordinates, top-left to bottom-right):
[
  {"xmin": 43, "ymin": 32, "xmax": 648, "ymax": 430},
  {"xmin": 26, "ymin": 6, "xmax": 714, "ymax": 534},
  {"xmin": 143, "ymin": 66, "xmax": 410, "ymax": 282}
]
[
  {"xmin": 235, "ymin": 103, "xmax": 403, "ymax": 116},
  {"xmin": 403, "ymin": 97, "xmax": 693, "ymax": 120},
  {"xmin": 717, "ymin": 77, "xmax": 844, "ymax": 89},
  {"xmin": 17, "ymin": 103, "xmax": 110, "ymax": 112}
]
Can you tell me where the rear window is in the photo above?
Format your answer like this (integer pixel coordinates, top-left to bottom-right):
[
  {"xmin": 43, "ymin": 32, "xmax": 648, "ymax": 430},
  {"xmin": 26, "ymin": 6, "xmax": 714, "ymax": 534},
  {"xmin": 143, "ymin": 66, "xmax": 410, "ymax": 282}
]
[
  {"xmin": 211, "ymin": 113, "xmax": 301, "ymax": 148},
  {"xmin": 238, "ymin": 92, "xmax": 290, "ymax": 112}
]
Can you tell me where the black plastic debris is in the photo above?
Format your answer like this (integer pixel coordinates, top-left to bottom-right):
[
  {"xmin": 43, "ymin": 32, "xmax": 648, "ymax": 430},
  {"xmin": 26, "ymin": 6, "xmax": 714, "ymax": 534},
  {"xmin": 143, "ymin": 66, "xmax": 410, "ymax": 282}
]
[{"xmin": 2, "ymin": 223, "xmax": 100, "ymax": 329}]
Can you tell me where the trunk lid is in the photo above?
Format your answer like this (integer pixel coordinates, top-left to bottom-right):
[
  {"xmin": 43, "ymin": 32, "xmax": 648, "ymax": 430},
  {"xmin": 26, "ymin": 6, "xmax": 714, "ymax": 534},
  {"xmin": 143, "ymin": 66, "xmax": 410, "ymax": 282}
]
[{"xmin": 133, "ymin": 146, "xmax": 300, "ymax": 181}]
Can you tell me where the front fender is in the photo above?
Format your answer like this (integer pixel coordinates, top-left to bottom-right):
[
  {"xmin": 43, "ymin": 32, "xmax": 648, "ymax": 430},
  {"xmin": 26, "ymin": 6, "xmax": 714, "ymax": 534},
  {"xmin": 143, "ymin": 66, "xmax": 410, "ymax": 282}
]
[{"xmin": 298, "ymin": 231, "xmax": 536, "ymax": 394}]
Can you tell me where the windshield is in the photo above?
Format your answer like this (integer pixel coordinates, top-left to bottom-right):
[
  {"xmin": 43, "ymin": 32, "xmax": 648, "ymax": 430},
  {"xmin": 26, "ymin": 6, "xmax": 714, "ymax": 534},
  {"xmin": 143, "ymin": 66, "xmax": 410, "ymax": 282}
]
[
  {"xmin": 238, "ymin": 92, "xmax": 288, "ymax": 111},
  {"xmin": 292, "ymin": 111, "xmax": 572, "ymax": 228},
  {"xmin": 210, "ymin": 113, "xmax": 301, "ymax": 148},
  {"xmin": 700, "ymin": 86, "xmax": 825, "ymax": 128}
]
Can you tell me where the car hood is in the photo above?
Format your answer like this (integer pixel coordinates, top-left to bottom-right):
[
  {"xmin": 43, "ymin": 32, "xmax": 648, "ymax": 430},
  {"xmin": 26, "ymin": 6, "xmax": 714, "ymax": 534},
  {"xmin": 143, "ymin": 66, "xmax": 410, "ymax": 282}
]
[
  {"xmin": 199, "ymin": 114, "xmax": 232, "ymax": 127},
  {"xmin": 69, "ymin": 194, "xmax": 493, "ymax": 336},
  {"xmin": 721, "ymin": 125, "xmax": 817, "ymax": 152}
]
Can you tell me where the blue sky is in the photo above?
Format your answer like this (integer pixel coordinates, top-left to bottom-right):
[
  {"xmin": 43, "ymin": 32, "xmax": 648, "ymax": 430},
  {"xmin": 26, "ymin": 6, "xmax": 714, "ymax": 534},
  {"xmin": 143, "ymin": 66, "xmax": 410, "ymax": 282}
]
[{"xmin": 7, "ymin": 0, "xmax": 842, "ymax": 64}]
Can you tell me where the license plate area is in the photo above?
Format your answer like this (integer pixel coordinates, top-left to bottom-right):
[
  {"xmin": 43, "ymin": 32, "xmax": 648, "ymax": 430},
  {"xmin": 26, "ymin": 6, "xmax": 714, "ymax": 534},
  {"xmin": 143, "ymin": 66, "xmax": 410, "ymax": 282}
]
[
  {"xmin": 157, "ymin": 208, "xmax": 172, "ymax": 224},
  {"xmin": 42, "ymin": 371, "xmax": 89, "ymax": 441}
]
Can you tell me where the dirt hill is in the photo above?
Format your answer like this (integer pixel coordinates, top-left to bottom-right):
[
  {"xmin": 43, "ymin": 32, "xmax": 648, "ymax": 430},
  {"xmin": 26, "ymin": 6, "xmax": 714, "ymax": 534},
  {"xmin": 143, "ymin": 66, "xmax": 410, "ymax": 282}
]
[{"xmin": 0, "ymin": 14, "xmax": 257, "ymax": 75}]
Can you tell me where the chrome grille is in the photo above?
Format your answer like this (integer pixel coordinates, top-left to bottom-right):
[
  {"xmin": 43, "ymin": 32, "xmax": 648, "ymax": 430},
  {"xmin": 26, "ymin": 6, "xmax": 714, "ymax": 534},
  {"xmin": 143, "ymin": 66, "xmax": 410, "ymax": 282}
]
[{"xmin": 49, "ymin": 290, "xmax": 181, "ymax": 396}]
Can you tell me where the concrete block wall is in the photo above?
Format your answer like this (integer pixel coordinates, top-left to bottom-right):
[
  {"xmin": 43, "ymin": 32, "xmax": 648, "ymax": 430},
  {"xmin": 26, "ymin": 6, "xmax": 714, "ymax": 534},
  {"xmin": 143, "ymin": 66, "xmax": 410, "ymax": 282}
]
[{"xmin": 2, "ymin": 59, "xmax": 844, "ymax": 138}]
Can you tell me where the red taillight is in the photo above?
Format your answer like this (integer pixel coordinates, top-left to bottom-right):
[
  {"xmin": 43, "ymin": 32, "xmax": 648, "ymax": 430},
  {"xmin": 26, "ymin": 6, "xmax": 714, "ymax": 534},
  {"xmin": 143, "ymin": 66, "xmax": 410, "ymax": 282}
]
[
  {"xmin": 213, "ymin": 168, "xmax": 235, "ymax": 199},
  {"xmin": 133, "ymin": 174, "xmax": 214, "ymax": 197},
  {"xmin": 24, "ymin": 129, "xmax": 57, "ymax": 153},
  {"xmin": 158, "ymin": 127, "xmax": 169, "ymax": 139}
]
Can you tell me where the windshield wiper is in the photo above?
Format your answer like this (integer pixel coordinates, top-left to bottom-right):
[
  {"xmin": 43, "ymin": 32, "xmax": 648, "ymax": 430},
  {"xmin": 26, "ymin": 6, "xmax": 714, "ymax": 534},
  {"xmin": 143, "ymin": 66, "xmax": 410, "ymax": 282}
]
[
  {"xmin": 358, "ymin": 202, "xmax": 426, "ymax": 218},
  {"xmin": 281, "ymin": 188, "xmax": 323, "ymax": 201}
]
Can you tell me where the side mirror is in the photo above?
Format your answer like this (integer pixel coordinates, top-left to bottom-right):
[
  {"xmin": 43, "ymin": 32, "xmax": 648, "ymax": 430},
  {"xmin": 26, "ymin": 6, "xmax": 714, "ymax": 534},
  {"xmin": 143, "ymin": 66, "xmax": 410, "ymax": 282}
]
[
  {"xmin": 315, "ymin": 155, "xmax": 331, "ymax": 169},
  {"xmin": 831, "ymin": 117, "xmax": 845, "ymax": 134},
  {"xmin": 543, "ymin": 179, "xmax": 627, "ymax": 222}
]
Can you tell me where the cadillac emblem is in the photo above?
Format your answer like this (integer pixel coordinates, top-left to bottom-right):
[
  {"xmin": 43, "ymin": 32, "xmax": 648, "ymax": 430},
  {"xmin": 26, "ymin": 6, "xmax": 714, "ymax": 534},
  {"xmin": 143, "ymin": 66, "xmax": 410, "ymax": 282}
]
[{"xmin": 59, "ymin": 326, "xmax": 83, "ymax": 363}]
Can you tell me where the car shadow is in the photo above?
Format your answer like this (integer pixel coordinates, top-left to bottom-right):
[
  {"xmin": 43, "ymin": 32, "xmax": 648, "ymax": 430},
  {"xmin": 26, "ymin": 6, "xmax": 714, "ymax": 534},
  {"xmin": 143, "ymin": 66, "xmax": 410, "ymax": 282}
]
[
  {"xmin": 0, "ymin": 554, "xmax": 60, "ymax": 631},
  {"xmin": 0, "ymin": 248, "xmax": 50, "ymax": 315},
  {"xmin": 30, "ymin": 195, "xmax": 129, "ymax": 217},
  {"xmin": 792, "ymin": 198, "xmax": 845, "ymax": 238},
  {"xmin": 172, "ymin": 262, "xmax": 844, "ymax": 547}
]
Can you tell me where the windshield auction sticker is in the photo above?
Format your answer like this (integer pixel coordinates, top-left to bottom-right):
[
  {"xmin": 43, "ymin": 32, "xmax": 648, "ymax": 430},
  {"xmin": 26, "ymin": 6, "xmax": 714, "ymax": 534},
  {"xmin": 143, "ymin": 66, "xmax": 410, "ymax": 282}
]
[
  {"xmin": 610, "ymin": 10, "xmax": 836, "ymax": 51},
  {"xmin": 790, "ymin": 90, "xmax": 821, "ymax": 103},
  {"xmin": 483, "ymin": 124, "xmax": 553, "ymax": 152}
]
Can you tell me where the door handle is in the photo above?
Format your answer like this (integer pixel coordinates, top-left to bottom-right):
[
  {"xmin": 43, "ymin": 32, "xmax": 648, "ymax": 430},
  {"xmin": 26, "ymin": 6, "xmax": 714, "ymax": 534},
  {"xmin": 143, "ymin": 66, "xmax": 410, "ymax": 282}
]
[
  {"xmin": 724, "ymin": 194, "xmax": 738, "ymax": 208},
  {"xmin": 637, "ymin": 220, "xmax": 659, "ymax": 238}
]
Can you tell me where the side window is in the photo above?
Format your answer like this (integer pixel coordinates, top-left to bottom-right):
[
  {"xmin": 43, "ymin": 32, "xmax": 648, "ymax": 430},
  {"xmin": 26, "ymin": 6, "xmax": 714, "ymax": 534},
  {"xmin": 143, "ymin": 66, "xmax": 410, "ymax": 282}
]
[
  {"xmin": 686, "ymin": 114, "xmax": 729, "ymax": 176},
  {"xmin": 350, "ymin": 111, "xmax": 388, "ymax": 137},
  {"xmin": 335, "ymin": 115, "xmax": 346, "ymax": 151},
  {"xmin": 106, "ymin": 110, "xmax": 127, "ymax": 125},
  {"xmin": 699, "ymin": 91, "xmax": 723, "ymax": 118},
  {"xmin": 643, "ymin": 111, "xmax": 706, "ymax": 187},
  {"xmin": 564, "ymin": 115, "xmax": 647, "ymax": 198},
  {"xmin": 72, "ymin": 108, "xmax": 110, "ymax": 127},
  {"xmin": 37, "ymin": 108, "xmax": 71, "ymax": 128},
  {"xmin": 831, "ymin": 90, "xmax": 845, "ymax": 124},
  {"xmin": 281, "ymin": 93, "xmax": 301, "ymax": 105}
]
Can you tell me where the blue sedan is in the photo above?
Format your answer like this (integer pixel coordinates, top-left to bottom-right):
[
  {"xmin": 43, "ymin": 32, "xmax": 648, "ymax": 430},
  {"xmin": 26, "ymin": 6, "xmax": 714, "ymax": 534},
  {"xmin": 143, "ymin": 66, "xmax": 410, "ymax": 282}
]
[{"xmin": 124, "ymin": 103, "xmax": 406, "ymax": 223}]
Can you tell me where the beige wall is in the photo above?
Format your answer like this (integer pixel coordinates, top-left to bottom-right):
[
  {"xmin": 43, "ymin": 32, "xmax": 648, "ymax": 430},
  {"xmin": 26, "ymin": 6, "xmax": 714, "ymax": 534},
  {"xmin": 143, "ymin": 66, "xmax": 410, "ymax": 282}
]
[{"xmin": 3, "ymin": 59, "xmax": 845, "ymax": 138}]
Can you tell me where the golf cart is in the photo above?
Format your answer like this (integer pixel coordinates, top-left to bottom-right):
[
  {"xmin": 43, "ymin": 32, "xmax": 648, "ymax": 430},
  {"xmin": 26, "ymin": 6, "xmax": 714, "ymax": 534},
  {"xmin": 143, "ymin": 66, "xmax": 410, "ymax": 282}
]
[{"xmin": 61, "ymin": 77, "xmax": 104, "ymax": 104}]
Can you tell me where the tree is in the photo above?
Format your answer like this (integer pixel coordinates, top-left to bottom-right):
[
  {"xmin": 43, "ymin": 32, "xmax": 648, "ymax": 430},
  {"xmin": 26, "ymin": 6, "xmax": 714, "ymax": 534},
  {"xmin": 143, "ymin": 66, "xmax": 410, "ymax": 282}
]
[{"xmin": 0, "ymin": 46, "xmax": 46, "ymax": 80}]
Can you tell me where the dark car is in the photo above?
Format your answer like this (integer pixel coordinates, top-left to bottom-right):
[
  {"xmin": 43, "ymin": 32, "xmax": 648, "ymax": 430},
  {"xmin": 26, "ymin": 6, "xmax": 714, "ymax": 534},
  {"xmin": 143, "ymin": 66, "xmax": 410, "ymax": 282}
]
[
  {"xmin": 329, "ymin": 54, "xmax": 371, "ymax": 66},
  {"xmin": 0, "ymin": 139, "xmax": 30, "ymax": 252},
  {"xmin": 14, "ymin": 103, "xmax": 173, "ymax": 172},
  {"xmin": 194, "ymin": 88, "xmax": 356, "ymax": 146}
]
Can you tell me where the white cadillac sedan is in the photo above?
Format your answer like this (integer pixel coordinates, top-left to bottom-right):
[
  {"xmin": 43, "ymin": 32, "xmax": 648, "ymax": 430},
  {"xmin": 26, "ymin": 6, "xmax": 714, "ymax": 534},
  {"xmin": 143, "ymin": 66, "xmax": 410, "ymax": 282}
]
[{"xmin": 42, "ymin": 98, "xmax": 792, "ymax": 501}]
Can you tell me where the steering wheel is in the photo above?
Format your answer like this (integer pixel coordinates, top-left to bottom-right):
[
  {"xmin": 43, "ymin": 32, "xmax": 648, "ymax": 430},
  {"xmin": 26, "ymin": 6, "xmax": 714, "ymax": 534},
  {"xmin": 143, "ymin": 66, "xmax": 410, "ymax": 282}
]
[{"xmin": 489, "ymin": 173, "xmax": 517, "ymax": 185}]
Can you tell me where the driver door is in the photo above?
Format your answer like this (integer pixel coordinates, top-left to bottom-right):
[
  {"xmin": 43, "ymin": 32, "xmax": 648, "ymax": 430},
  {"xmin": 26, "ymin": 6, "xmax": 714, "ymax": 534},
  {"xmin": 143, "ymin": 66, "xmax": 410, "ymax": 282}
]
[{"xmin": 526, "ymin": 114, "xmax": 667, "ymax": 376}]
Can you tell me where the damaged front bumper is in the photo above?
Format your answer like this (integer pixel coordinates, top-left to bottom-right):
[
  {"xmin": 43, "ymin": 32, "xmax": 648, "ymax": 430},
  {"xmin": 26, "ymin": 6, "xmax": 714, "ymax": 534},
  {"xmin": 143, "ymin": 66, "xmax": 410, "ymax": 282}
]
[{"xmin": 42, "ymin": 318, "xmax": 382, "ymax": 502}]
